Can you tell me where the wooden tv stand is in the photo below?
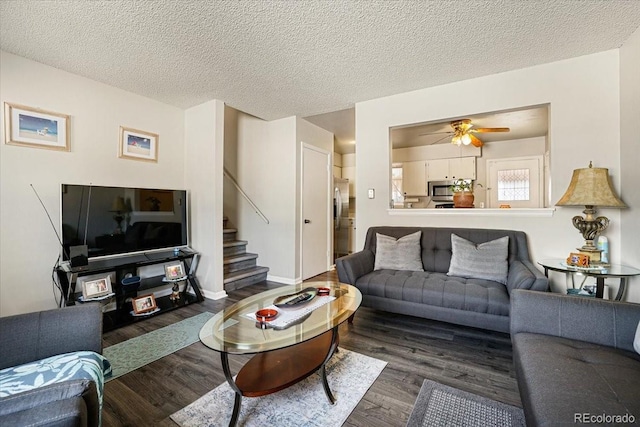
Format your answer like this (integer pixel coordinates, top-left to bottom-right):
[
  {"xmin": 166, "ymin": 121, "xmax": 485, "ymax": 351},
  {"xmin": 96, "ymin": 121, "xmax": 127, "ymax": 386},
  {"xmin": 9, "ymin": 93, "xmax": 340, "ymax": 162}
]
[{"xmin": 55, "ymin": 248, "xmax": 204, "ymax": 331}]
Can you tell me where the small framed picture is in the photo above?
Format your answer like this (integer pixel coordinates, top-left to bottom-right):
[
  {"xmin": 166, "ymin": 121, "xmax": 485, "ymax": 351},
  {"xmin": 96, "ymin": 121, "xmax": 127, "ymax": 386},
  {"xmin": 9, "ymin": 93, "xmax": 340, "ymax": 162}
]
[
  {"xmin": 567, "ymin": 252, "xmax": 590, "ymax": 267},
  {"xmin": 119, "ymin": 126, "xmax": 158, "ymax": 162},
  {"xmin": 4, "ymin": 102, "xmax": 70, "ymax": 151},
  {"xmin": 165, "ymin": 262, "xmax": 185, "ymax": 280},
  {"xmin": 132, "ymin": 294, "xmax": 157, "ymax": 314},
  {"xmin": 82, "ymin": 276, "xmax": 113, "ymax": 300}
]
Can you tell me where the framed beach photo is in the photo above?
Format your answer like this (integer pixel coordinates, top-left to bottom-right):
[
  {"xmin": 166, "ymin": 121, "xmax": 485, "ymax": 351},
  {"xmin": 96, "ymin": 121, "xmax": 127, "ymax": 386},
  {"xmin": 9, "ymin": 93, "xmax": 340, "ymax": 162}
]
[
  {"xmin": 164, "ymin": 262, "xmax": 186, "ymax": 280},
  {"xmin": 119, "ymin": 126, "xmax": 158, "ymax": 162},
  {"xmin": 81, "ymin": 276, "xmax": 113, "ymax": 300},
  {"xmin": 132, "ymin": 294, "xmax": 158, "ymax": 314},
  {"xmin": 4, "ymin": 103, "xmax": 70, "ymax": 151}
]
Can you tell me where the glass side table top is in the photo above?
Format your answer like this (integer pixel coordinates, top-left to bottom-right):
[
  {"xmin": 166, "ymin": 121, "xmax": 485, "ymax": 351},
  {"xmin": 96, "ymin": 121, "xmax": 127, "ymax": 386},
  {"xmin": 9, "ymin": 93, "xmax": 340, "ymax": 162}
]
[
  {"xmin": 538, "ymin": 259, "xmax": 640, "ymax": 277},
  {"xmin": 199, "ymin": 281, "xmax": 361, "ymax": 355}
]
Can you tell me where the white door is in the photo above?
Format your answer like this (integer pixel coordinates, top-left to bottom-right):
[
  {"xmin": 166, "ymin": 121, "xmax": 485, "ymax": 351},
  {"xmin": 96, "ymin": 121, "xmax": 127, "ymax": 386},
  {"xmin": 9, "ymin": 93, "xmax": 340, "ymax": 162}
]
[
  {"xmin": 302, "ymin": 144, "xmax": 330, "ymax": 280},
  {"xmin": 486, "ymin": 156, "xmax": 543, "ymax": 208}
]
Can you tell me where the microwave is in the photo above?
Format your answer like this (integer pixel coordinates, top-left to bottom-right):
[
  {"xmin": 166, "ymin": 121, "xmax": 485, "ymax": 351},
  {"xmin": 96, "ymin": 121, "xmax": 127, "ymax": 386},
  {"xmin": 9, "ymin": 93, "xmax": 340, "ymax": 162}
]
[{"xmin": 427, "ymin": 180, "xmax": 472, "ymax": 202}]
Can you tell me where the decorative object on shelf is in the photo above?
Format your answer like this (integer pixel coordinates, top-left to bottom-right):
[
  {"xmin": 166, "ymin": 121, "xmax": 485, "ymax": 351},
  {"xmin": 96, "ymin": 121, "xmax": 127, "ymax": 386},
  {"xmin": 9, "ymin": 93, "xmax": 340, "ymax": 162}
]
[
  {"xmin": 118, "ymin": 126, "xmax": 158, "ymax": 162},
  {"xmin": 450, "ymin": 179, "xmax": 474, "ymax": 208},
  {"xmin": 164, "ymin": 262, "xmax": 186, "ymax": 281},
  {"xmin": 556, "ymin": 161, "xmax": 626, "ymax": 264},
  {"xmin": 132, "ymin": 294, "xmax": 157, "ymax": 315},
  {"xmin": 110, "ymin": 196, "xmax": 129, "ymax": 234},
  {"xmin": 566, "ymin": 252, "xmax": 590, "ymax": 267},
  {"xmin": 4, "ymin": 102, "xmax": 70, "ymax": 151},
  {"xmin": 81, "ymin": 276, "xmax": 113, "ymax": 300},
  {"xmin": 170, "ymin": 283, "xmax": 180, "ymax": 301}
]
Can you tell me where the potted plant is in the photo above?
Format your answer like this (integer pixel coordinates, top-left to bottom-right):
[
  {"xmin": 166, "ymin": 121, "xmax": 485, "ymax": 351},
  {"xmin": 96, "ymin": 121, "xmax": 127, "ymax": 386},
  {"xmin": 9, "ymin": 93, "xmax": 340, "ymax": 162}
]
[{"xmin": 450, "ymin": 179, "xmax": 474, "ymax": 208}]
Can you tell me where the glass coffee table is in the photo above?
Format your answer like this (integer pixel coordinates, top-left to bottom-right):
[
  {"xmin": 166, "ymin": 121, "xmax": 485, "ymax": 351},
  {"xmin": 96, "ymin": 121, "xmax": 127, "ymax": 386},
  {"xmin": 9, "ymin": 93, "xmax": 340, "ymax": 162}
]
[{"xmin": 199, "ymin": 281, "xmax": 361, "ymax": 426}]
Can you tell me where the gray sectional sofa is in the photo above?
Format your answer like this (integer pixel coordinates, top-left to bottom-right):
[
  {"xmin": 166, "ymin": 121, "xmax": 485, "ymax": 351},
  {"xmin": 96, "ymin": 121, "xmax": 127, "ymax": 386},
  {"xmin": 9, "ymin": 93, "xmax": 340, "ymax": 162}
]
[
  {"xmin": 336, "ymin": 226, "xmax": 548, "ymax": 333},
  {"xmin": 511, "ymin": 290, "xmax": 640, "ymax": 426}
]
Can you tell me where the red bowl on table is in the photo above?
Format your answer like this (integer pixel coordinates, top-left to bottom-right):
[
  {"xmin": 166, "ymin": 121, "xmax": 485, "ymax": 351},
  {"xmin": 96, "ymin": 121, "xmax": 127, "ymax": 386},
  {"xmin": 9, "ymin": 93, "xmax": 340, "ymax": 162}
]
[
  {"xmin": 255, "ymin": 308, "xmax": 279, "ymax": 322},
  {"xmin": 317, "ymin": 287, "xmax": 331, "ymax": 296}
]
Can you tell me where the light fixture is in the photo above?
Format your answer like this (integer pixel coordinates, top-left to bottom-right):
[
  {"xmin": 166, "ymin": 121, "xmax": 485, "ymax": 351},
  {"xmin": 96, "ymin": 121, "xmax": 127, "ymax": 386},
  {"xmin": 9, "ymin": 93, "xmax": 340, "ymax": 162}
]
[{"xmin": 555, "ymin": 161, "xmax": 626, "ymax": 263}]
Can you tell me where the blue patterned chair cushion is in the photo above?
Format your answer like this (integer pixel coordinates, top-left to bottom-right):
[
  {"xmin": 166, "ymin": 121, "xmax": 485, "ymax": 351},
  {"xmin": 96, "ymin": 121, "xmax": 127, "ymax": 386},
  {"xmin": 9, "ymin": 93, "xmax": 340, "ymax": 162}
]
[{"xmin": 0, "ymin": 351, "xmax": 112, "ymax": 415}]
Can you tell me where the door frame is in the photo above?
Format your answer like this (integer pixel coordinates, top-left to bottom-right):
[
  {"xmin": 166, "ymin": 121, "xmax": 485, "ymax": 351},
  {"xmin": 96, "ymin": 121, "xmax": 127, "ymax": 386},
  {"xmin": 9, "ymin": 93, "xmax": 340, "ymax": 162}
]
[{"xmin": 299, "ymin": 142, "xmax": 332, "ymax": 281}]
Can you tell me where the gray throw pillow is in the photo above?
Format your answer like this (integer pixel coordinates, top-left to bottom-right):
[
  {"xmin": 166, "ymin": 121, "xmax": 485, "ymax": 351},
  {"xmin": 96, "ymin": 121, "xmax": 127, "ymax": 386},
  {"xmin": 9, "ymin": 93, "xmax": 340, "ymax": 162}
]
[
  {"xmin": 634, "ymin": 321, "xmax": 640, "ymax": 356},
  {"xmin": 447, "ymin": 234, "xmax": 509, "ymax": 284},
  {"xmin": 374, "ymin": 231, "xmax": 424, "ymax": 271}
]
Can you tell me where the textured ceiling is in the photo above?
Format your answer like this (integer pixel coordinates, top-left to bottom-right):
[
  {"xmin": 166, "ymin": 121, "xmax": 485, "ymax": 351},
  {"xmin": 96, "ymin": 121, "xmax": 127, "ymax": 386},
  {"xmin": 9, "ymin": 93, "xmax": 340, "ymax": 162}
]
[{"xmin": 1, "ymin": 1, "xmax": 639, "ymax": 123}]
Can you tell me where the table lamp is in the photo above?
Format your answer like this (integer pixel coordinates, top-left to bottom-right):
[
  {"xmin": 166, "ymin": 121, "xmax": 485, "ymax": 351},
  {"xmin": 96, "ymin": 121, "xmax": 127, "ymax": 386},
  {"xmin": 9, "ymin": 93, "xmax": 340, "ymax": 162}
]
[
  {"xmin": 555, "ymin": 161, "xmax": 626, "ymax": 263},
  {"xmin": 110, "ymin": 196, "xmax": 127, "ymax": 234}
]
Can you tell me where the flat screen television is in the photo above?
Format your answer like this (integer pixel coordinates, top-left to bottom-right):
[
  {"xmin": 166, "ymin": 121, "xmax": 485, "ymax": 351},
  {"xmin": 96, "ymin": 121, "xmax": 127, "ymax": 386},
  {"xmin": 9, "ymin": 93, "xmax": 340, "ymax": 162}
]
[{"xmin": 61, "ymin": 184, "xmax": 188, "ymax": 260}]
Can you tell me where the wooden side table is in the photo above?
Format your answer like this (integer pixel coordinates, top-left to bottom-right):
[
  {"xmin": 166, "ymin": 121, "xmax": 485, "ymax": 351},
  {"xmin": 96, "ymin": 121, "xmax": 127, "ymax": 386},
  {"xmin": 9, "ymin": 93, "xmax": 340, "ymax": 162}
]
[{"xmin": 538, "ymin": 259, "xmax": 640, "ymax": 301}]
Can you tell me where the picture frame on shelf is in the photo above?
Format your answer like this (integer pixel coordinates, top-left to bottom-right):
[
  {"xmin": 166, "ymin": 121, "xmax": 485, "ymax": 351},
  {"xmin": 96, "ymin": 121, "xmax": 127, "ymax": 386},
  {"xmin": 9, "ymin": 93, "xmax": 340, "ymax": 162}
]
[
  {"xmin": 81, "ymin": 276, "xmax": 113, "ymax": 300},
  {"xmin": 566, "ymin": 252, "xmax": 590, "ymax": 267},
  {"xmin": 118, "ymin": 126, "xmax": 158, "ymax": 162},
  {"xmin": 164, "ymin": 262, "xmax": 186, "ymax": 280},
  {"xmin": 4, "ymin": 102, "xmax": 70, "ymax": 151},
  {"xmin": 132, "ymin": 294, "xmax": 158, "ymax": 314}
]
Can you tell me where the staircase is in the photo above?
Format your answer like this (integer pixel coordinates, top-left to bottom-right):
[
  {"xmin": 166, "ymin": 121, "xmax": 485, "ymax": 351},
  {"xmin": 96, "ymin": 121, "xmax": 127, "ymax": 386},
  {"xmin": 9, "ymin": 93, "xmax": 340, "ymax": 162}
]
[{"xmin": 223, "ymin": 217, "xmax": 269, "ymax": 291}]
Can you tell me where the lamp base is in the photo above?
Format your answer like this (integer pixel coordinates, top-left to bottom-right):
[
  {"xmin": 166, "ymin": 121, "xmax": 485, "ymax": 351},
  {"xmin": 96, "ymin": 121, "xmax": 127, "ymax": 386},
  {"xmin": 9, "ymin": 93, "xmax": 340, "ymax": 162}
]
[{"xmin": 577, "ymin": 247, "xmax": 606, "ymax": 265}]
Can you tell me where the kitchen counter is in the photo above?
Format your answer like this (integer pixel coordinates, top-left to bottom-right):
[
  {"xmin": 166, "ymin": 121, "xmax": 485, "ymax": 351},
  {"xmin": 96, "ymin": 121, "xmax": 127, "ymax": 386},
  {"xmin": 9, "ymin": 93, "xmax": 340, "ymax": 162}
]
[{"xmin": 388, "ymin": 208, "xmax": 555, "ymax": 217}]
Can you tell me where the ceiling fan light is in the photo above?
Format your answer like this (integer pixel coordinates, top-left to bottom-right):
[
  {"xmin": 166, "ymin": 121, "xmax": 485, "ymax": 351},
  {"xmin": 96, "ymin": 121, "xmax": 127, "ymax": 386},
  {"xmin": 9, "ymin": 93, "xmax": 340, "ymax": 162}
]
[
  {"xmin": 451, "ymin": 136, "xmax": 461, "ymax": 145},
  {"xmin": 461, "ymin": 134, "xmax": 472, "ymax": 145}
]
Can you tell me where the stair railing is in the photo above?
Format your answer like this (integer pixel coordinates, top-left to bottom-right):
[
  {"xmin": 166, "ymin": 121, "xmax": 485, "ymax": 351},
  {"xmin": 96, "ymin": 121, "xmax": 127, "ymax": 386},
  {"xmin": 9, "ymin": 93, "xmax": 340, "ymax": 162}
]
[{"xmin": 223, "ymin": 167, "xmax": 270, "ymax": 224}]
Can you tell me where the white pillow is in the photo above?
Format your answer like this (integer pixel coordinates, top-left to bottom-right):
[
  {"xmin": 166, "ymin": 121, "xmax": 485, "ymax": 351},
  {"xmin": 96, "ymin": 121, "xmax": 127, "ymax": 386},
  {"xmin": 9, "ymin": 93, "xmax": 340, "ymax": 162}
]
[
  {"xmin": 374, "ymin": 231, "xmax": 424, "ymax": 271},
  {"xmin": 634, "ymin": 321, "xmax": 640, "ymax": 355},
  {"xmin": 447, "ymin": 234, "xmax": 509, "ymax": 284}
]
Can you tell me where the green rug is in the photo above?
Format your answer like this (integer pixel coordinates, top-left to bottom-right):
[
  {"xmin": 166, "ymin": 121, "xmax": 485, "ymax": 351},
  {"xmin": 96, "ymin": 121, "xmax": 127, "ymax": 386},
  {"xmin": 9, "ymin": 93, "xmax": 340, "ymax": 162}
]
[{"xmin": 103, "ymin": 311, "xmax": 214, "ymax": 381}]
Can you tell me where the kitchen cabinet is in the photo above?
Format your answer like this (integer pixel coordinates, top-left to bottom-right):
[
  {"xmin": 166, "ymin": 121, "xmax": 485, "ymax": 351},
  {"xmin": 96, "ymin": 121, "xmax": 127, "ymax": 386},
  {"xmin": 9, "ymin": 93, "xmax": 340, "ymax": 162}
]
[
  {"xmin": 342, "ymin": 166, "xmax": 356, "ymax": 195},
  {"xmin": 333, "ymin": 166, "xmax": 342, "ymax": 178},
  {"xmin": 402, "ymin": 161, "xmax": 427, "ymax": 196},
  {"xmin": 348, "ymin": 218, "xmax": 356, "ymax": 254},
  {"xmin": 427, "ymin": 157, "xmax": 476, "ymax": 181}
]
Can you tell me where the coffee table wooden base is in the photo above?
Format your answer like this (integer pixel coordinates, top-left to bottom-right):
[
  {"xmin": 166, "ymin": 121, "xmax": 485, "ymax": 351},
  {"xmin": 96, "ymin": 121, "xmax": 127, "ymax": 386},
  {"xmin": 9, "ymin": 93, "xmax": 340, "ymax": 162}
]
[{"xmin": 221, "ymin": 328, "xmax": 339, "ymax": 426}]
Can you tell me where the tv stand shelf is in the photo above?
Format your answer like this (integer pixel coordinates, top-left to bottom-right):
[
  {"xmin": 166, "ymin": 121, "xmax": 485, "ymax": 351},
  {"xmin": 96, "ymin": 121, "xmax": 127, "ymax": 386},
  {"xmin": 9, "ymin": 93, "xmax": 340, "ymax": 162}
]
[{"xmin": 56, "ymin": 248, "xmax": 204, "ymax": 332}]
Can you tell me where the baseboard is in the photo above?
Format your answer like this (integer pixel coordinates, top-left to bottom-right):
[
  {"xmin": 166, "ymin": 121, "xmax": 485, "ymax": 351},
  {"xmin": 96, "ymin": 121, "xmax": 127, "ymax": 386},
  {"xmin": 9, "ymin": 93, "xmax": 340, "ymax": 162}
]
[
  {"xmin": 202, "ymin": 289, "xmax": 228, "ymax": 300},
  {"xmin": 266, "ymin": 274, "xmax": 302, "ymax": 285}
]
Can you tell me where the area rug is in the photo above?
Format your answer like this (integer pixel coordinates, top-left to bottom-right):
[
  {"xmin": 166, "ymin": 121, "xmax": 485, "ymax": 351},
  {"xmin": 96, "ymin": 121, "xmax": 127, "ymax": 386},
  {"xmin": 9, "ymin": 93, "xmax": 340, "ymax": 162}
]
[
  {"xmin": 103, "ymin": 311, "xmax": 214, "ymax": 381},
  {"xmin": 406, "ymin": 379, "xmax": 525, "ymax": 427},
  {"xmin": 171, "ymin": 348, "xmax": 387, "ymax": 427}
]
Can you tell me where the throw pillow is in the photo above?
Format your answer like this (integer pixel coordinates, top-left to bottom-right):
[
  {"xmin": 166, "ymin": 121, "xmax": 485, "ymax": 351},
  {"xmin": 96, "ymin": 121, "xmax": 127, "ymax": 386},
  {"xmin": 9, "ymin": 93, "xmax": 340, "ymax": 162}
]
[
  {"xmin": 634, "ymin": 321, "xmax": 640, "ymax": 355},
  {"xmin": 374, "ymin": 231, "xmax": 423, "ymax": 271},
  {"xmin": 447, "ymin": 234, "xmax": 509, "ymax": 284}
]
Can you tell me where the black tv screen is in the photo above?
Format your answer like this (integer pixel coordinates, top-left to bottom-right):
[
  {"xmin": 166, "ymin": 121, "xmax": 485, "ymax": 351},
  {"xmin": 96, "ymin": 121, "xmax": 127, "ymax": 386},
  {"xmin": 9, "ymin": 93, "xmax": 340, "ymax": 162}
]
[{"xmin": 61, "ymin": 184, "xmax": 188, "ymax": 259}]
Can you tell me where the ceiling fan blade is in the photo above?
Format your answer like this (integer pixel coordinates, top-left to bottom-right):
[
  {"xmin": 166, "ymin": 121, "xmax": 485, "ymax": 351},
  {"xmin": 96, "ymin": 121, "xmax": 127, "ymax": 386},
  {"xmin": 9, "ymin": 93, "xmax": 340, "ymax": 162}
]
[
  {"xmin": 431, "ymin": 134, "xmax": 453, "ymax": 145},
  {"xmin": 418, "ymin": 131, "xmax": 453, "ymax": 136},
  {"xmin": 470, "ymin": 127, "xmax": 510, "ymax": 133},
  {"xmin": 469, "ymin": 134, "xmax": 483, "ymax": 147}
]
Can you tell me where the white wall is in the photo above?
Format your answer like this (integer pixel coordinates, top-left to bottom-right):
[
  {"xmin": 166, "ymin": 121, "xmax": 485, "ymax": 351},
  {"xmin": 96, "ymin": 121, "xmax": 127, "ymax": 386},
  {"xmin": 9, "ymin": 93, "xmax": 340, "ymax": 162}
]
[
  {"xmin": 184, "ymin": 100, "xmax": 225, "ymax": 300},
  {"xmin": 355, "ymin": 50, "xmax": 633, "ymax": 300},
  {"xmin": 620, "ymin": 26, "xmax": 640, "ymax": 303},
  {"xmin": 0, "ymin": 51, "xmax": 185, "ymax": 315}
]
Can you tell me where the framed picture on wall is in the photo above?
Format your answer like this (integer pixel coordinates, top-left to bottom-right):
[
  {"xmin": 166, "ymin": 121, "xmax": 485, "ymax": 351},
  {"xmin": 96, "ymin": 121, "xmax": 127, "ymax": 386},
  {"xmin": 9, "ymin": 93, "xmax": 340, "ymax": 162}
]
[
  {"xmin": 4, "ymin": 102, "xmax": 70, "ymax": 151},
  {"xmin": 119, "ymin": 126, "xmax": 158, "ymax": 162}
]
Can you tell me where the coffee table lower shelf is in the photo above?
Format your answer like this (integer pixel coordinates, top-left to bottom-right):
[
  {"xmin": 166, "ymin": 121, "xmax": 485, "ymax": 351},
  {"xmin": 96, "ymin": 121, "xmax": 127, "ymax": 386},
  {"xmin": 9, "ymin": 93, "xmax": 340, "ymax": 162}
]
[{"xmin": 221, "ymin": 328, "xmax": 338, "ymax": 426}]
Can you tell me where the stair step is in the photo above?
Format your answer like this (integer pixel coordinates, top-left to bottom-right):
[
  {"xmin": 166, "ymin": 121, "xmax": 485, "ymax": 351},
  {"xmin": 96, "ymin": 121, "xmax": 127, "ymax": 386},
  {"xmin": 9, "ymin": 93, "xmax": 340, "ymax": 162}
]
[
  {"xmin": 224, "ymin": 266, "xmax": 269, "ymax": 291},
  {"xmin": 223, "ymin": 240, "xmax": 247, "ymax": 256},
  {"xmin": 223, "ymin": 253, "xmax": 258, "ymax": 274},
  {"xmin": 223, "ymin": 228, "xmax": 238, "ymax": 242}
]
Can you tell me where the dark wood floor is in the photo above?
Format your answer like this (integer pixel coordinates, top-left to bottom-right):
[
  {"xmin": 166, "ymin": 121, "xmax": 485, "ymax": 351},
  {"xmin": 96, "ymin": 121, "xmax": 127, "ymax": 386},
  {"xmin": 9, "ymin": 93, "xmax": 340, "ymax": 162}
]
[{"xmin": 102, "ymin": 270, "xmax": 521, "ymax": 426}]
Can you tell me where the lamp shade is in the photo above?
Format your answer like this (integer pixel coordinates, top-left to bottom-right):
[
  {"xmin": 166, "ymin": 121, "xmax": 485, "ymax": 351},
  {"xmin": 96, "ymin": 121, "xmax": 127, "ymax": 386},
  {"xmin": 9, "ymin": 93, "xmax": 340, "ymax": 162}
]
[
  {"xmin": 556, "ymin": 163, "xmax": 626, "ymax": 208},
  {"xmin": 111, "ymin": 196, "xmax": 127, "ymax": 212}
]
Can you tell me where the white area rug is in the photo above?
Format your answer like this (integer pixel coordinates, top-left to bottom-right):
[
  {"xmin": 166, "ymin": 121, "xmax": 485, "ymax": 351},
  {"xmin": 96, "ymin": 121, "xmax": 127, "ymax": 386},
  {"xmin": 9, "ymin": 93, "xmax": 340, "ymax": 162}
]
[{"xmin": 171, "ymin": 348, "xmax": 387, "ymax": 427}]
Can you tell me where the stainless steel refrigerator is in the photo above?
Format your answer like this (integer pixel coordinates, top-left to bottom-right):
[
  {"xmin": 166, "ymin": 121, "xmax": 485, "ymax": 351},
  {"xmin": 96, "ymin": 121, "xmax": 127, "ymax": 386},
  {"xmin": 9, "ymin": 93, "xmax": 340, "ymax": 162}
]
[{"xmin": 334, "ymin": 178, "xmax": 350, "ymax": 261}]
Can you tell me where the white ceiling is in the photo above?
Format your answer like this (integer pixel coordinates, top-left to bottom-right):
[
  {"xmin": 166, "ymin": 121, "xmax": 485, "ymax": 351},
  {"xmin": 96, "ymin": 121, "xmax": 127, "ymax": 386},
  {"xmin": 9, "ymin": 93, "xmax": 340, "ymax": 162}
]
[{"xmin": 1, "ymin": 1, "xmax": 639, "ymax": 150}]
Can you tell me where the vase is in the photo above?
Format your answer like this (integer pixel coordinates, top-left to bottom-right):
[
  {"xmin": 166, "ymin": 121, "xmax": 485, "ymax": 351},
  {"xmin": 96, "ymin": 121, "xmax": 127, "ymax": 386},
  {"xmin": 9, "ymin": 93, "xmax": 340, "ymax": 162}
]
[{"xmin": 453, "ymin": 192, "xmax": 474, "ymax": 208}]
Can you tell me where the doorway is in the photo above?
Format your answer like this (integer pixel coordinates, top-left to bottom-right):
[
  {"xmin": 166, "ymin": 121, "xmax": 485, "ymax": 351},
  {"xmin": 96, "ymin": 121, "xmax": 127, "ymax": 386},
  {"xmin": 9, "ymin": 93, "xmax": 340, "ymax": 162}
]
[
  {"xmin": 301, "ymin": 143, "xmax": 331, "ymax": 280},
  {"xmin": 486, "ymin": 156, "xmax": 544, "ymax": 208}
]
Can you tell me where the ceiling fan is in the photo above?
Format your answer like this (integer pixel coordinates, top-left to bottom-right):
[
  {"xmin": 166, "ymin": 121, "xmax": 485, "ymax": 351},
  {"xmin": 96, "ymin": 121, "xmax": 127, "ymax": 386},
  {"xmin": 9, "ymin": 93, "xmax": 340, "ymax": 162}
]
[{"xmin": 420, "ymin": 119, "xmax": 510, "ymax": 147}]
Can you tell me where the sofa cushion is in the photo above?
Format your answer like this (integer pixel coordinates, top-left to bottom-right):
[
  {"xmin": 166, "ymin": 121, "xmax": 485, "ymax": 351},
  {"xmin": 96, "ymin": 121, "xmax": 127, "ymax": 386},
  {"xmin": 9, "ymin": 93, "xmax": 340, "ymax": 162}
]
[
  {"xmin": 635, "ymin": 321, "xmax": 640, "ymax": 355},
  {"xmin": 448, "ymin": 234, "xmax": 509, "ymax": 284},
  {"xmin": 374, "ymin": 231, "xmax": 423, "ymax": 271},
  {"xmin": 355, "ymin": 270, "xmax": 510, "ymax": 316},
  {"xmin": 513, "ymin": 333, "xmax": 640, "ymax": 425},
  {"xmin": 0, "ymin": 350, "xmax": 111, "ymax": 422}
]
